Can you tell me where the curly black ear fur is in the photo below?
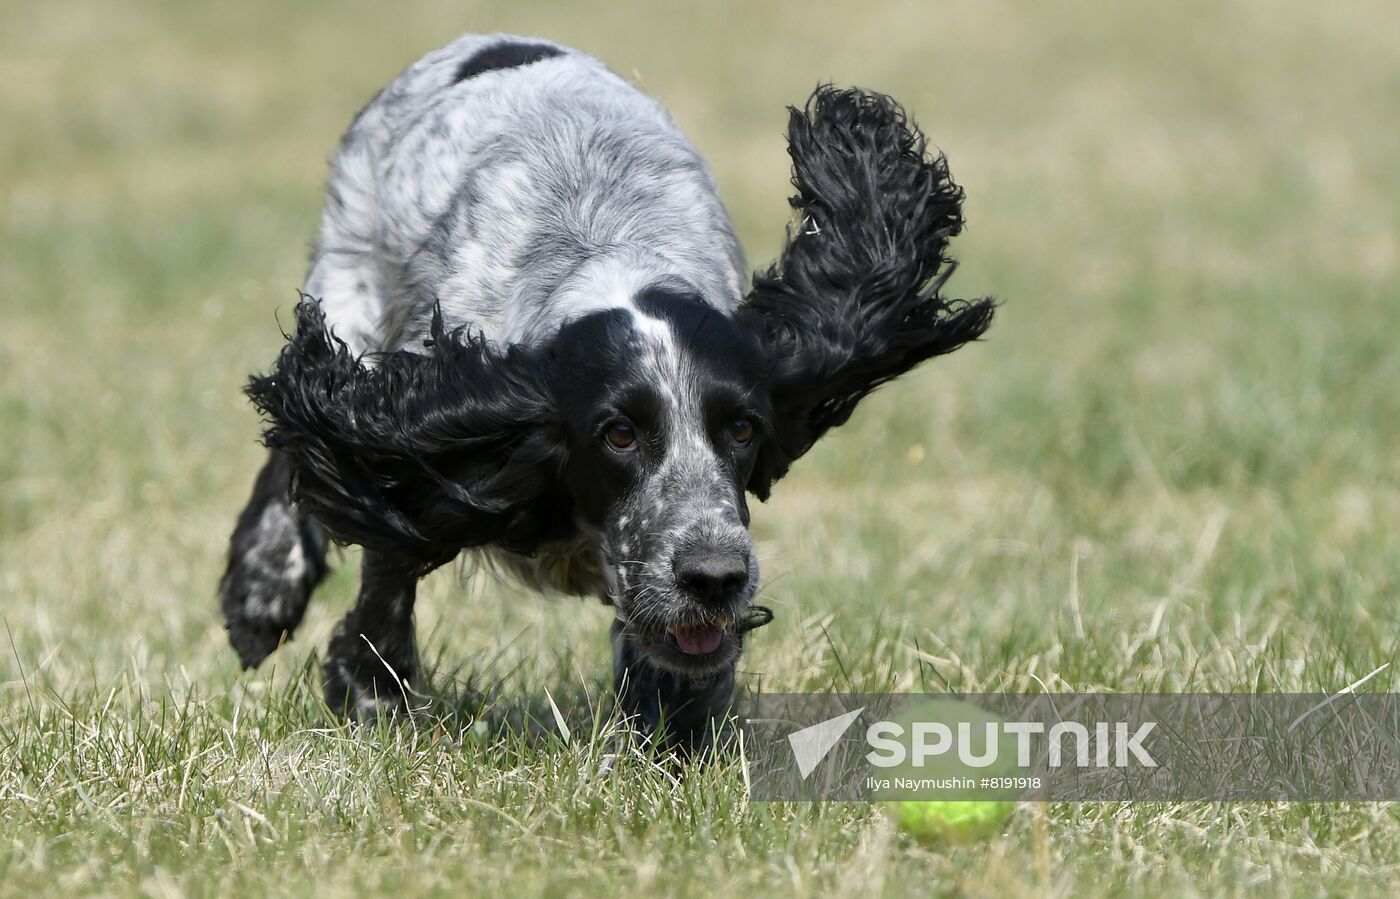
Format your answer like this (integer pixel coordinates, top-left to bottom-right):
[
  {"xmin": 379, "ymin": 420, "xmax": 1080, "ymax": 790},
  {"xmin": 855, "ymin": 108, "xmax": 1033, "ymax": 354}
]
[
  {"xmin": 740, "ymin": 86, "xmax": 996, "ymax": 499},
  {"xmin": 246, "ymin": 299, "xmax": 567, "ymax": 572}
]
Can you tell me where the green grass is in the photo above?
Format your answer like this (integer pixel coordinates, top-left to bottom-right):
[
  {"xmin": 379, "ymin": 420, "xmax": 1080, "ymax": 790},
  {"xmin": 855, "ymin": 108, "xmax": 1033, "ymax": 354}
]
[{"xmin": 4, "ymin": 0, "xmax": 1400, "ymax": 895}]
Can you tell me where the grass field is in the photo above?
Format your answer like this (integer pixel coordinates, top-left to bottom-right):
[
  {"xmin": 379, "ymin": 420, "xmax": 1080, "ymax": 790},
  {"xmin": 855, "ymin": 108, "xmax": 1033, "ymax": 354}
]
[{"xmin": 4, "ymin": 0, "xmax": 1400, "ymax": 895}]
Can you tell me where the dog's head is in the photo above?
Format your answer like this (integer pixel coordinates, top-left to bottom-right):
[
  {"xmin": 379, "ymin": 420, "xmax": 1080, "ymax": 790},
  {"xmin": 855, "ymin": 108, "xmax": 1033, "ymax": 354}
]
[
  {"xmin": 248, "ymin": 86, "xmax": 994, "ymax": 675},
  {"xmin": 548, "ymin": 288, "xmax": 769, "ymax": 674}
]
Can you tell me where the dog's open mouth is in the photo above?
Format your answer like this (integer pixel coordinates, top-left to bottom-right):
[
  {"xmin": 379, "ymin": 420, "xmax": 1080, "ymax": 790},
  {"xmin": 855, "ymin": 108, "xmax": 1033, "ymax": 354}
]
[
  {"xmin": 629, "ymin": 607, "xmax": 773, "ymax": 673},
  {"xmin": 667, "ymin": 618, "xmax": 729, "ymax": 656}
]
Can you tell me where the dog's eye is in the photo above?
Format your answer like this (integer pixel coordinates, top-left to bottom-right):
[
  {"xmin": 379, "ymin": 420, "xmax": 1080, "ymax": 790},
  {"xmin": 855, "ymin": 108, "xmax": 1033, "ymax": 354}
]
[
  {"xmin": 730, "ymin": 418, "xmax": 754, "ymax": 446},
  {"xmin": 604, "ymin": 421, "xmax": 637, "ymax": 451}
]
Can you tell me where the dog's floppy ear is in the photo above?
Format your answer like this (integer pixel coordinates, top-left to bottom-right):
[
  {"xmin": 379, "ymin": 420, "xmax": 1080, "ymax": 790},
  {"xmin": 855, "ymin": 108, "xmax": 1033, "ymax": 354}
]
[
  {"xmin": 738, "ymin": 86, "xmax": 996, "ymax": 499},
  {"xmin": 246, "ymin": 300, "xmax": 566, "ymax": 572}
]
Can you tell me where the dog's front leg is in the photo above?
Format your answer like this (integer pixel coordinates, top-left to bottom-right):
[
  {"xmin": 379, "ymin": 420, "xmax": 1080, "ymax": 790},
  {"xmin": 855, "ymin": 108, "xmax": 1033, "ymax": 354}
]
[
  {"xmin": 220, "ymin": 450, "xmax": 330, "ymax": 668},
  {"xmin": 323, "ymin": 550, "xmax": 422, "ymax": 723},
  {"xmin": 610, "ymin": 621, "xmax": 737, "ymax": 755}
]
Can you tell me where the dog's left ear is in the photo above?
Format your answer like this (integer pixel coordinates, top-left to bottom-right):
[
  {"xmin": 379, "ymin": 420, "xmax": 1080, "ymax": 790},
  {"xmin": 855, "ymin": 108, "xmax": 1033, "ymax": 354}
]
[{"xmin": 738, "ymin": 86, "xmax": 996, "ymax": 499}]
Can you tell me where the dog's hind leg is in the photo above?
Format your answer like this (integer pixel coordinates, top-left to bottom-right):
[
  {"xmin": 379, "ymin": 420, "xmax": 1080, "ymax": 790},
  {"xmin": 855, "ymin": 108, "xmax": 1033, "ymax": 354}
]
[
  {"xmin": 219, "ymin": 451, "xmax": 329, "ymax": 668},
  {"xmin": 323, "ymin": 551, "xmax": 421, "ymax": 723},
  {"xmin": 611, "ymin": 622, "xmax": 738, "ymax": 755}
]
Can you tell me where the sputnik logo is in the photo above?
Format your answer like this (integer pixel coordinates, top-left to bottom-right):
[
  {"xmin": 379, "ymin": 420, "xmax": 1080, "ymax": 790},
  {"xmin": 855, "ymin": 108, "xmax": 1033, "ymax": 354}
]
[{"xmin": 785, "ymin": 707, "xmax": 866, "ymax": 779}]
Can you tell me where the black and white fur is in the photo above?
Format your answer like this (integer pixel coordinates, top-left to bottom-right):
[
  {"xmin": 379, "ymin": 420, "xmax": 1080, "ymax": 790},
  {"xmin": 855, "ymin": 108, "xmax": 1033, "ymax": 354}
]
[{"xmin": 219, "ymin": 33, "xmax": 993, "ymax": 747}]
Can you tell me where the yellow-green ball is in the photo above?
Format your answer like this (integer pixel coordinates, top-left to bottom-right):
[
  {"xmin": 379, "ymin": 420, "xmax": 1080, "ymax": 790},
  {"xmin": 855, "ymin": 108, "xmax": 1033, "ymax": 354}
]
[{"xmin": 892, "ymin": 800, "xmax": 1014, "ymax": 843}]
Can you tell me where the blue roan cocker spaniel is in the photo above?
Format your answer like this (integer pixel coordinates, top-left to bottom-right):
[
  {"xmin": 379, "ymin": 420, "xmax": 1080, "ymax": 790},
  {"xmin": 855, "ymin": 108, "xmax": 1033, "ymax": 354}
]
[{"xmin": 219, "ymin": 33, "xmax": 993, "ymax": 750}]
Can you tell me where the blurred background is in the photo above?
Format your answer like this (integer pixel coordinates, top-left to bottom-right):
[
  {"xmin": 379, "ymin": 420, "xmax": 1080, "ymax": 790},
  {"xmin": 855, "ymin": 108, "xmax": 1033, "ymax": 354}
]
[
  {"xmin": 2, "ymin": 1, "xmax": 1399, "ymax": 891},
  {"xmin": 4, "ymin": 0, "xmax": 1399, "ymax": 696},
  {"xmin": 5, "ymin": 0, "xmax": 1399, "ymax": 688}
]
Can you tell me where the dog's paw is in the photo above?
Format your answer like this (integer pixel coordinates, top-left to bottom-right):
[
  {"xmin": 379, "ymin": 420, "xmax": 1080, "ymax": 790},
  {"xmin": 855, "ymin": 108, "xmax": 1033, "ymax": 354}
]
[
  {"xmin": 220, "ymin": 505, "xmax": 327, "ymax": 668},
  {"xmin": 220, "ymin": 567, "xmax": 312, "ymax": 668},
  {"xmin": 323, "ymin": 657, "xmax": 416, "ymax": 724}
]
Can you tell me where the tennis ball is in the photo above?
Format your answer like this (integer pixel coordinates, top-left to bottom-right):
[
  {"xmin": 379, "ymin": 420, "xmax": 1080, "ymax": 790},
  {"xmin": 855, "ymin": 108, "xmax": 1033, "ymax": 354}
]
[
  {"xmin": 891, "ymin": 799, "xmax": 1014, "ymax": 843},
  {"xmin": 872, "ymin": 698, "xmax": 1020, "ymax": 843}
]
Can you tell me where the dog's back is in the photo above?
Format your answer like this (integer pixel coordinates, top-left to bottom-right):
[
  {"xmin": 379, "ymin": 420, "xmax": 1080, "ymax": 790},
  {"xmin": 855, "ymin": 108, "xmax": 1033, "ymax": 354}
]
[{"xmin": 303, "ymin": 33, "xmax": 747, "ymax": 356}]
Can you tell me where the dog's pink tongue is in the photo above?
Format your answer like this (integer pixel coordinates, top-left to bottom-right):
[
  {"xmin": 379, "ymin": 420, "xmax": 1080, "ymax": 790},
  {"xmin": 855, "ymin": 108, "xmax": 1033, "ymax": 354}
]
[{"xmin": 673, "ymin": 626, "xmax": 723, "ymax": 656}]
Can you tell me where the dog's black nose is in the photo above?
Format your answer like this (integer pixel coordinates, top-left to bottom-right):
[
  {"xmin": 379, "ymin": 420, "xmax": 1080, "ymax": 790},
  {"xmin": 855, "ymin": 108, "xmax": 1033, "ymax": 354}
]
[{"xmin": 673, "ymin": 550, "xmax": 749, "ymax": 605}]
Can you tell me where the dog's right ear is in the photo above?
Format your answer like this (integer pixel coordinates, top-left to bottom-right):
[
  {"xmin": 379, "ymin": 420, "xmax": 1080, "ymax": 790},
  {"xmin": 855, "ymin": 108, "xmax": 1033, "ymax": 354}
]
[{"xmin": 246, "ymin": 300, "xmax": 566, "ymax": 573}]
